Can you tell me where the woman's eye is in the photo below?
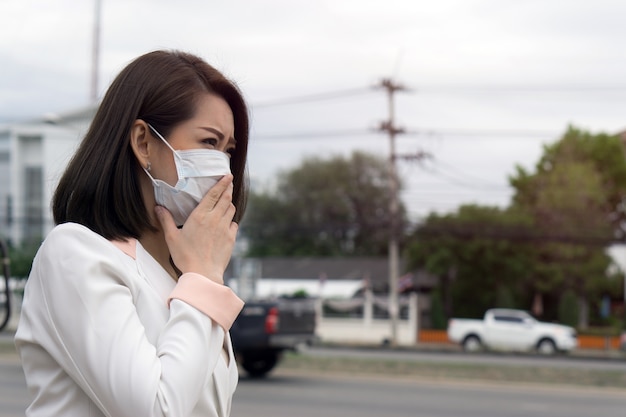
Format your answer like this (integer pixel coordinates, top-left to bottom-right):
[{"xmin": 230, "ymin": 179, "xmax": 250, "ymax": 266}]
[{"xmin": 203, "ymin": 138, "xmax": 218, "ymax": 147}]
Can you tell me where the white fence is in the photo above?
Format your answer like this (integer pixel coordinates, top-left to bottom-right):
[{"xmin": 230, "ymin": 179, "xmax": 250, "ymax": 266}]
[
  {"xmin": 315, "ymin": 290, "xmax": 419, "ymax": 346},
  {"xmin": 3, "ymin": 280, "xmax": 420, "ymax": 346}
]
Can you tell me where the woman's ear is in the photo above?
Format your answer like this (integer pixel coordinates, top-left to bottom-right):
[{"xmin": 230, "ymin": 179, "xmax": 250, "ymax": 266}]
[{"xmin": 129, "ymin": 119, "xmax": 151, "ymax": 169}]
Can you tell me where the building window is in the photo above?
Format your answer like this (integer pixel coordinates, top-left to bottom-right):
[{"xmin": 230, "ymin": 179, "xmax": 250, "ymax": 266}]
[
  {"xmin": 5, "ymin": 195, "xmax": 11, "ymax": 227},
  {"xmin": 22, "ymin": 166, "xmax": 43, "ymax": 244},
  {"xmin": 0, "ymin": 151, "xmax": 9, "ymax": 231}
]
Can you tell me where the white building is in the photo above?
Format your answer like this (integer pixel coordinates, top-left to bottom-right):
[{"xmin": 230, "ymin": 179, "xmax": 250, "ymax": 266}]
[{"xmin": 0, "ymin": 107, "xmax": 95, "ymax": 246}]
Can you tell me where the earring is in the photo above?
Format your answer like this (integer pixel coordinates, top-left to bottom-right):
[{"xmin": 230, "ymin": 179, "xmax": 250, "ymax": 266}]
[{"xmin": 146, "ymin": 162, "xmax": 152, "ymax": 172}]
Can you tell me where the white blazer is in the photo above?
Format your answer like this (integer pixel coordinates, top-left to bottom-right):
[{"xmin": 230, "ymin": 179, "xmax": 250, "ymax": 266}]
[{"xmin": 15, "ymin": 223, "xmax": 243, "ymax": 417}]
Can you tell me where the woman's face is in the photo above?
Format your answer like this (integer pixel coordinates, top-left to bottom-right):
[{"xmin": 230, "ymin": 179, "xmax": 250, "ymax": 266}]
[{"xmin": 149, "ymin": 92, "xmax": 235, "ymax": 187}]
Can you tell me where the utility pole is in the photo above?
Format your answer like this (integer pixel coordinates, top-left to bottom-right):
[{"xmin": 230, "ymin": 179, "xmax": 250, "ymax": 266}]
[
  {"xmin": 90, "ymin": 0, "xmax": 102, "ymax": 103},
  {"xmin": 377, "ymin": 78, "xmax": 406, "ymax": 347}
]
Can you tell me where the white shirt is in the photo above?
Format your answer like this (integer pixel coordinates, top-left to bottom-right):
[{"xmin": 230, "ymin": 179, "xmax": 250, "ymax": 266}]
[{"xmin": 15, "ymin": 223, "xmax": 242, "ymax": 417}]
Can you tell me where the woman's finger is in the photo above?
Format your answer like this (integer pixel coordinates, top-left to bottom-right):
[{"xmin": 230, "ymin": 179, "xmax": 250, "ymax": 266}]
[
  {"xmin": 154, "ymin": 206, "xmax": 178, "ymax": 241},
  {"xmin": 197, "ymin": 174, "xmax": 233, "ymax": 211},
  {"xmin": 211, "ymin": 185, "xmax": 234, "ymax": 218}
]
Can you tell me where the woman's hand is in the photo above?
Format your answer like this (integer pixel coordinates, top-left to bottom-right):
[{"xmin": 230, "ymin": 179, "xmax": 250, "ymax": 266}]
[{"xmin": 155, "ymin": 175, "xmax": 238, "ymax": 284}]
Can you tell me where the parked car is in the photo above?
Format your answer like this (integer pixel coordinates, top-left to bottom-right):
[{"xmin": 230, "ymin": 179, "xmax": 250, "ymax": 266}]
[
  {"xmin": 447, "ymin": 308, "xmax": 577, "ymax": 355},
  {"xmin": 230, "ymin": 296, "xmax": 317, "ymax": 377}
]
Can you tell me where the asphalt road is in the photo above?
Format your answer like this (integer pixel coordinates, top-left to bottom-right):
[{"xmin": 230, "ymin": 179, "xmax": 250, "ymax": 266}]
[
  {"xmin": 304, "ymin": 346, "xmax": 626, "ymax": 371},
  {"xmin": 234, "ymin": 370, "xmax": 626, "ymax": 417},
  {"xmin": 0, "ymin": 355, "xmax": 26, "ymax": 417},
  {"xmin": 2, "ymin": 349, "xmax": 625, "ymax": 417}
]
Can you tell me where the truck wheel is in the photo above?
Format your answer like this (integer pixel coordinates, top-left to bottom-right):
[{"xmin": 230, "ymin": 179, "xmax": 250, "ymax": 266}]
[
  {"xmin": 462, "ymin": 335, "xmax": 483, "ymax": 353},
  {"xmin": 536, "ymin": 338, "xmax": 557, "ymax": 355},
  {"xmin": 240, "ymin": 352, "xmax": 280, "ymax": 378}
]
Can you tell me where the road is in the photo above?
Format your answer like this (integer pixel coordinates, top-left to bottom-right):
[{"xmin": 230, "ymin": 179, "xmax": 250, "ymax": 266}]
[
  {"xmin": 0, "ymin": 355, "xmax": 26, "ymax": 417},
  {"xmin": 304, "ymin": 346, "xmax": 626, "ymax": 371},
  {"xmin": 234, "ymin": 370, "xmax": 626, "ymax": 417},
  {"xmin": 2, "ymin": 349, "xmax": 625, "ymax": 417}
]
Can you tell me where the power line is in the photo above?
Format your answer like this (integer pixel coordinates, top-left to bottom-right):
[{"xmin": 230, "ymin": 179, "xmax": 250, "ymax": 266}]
[
  {"xmin": 250, "ymin": 84, "xmax": 626, "ymax": 110},
  {"xmin": 404, "ymin": 128, "xmax": 559, "ymax": 138},
  {"xmin": 252, "ymin": 129, "xmax": 374, "ymax": 141},
  {"xmin": 414, "ymin": 85, "xmax": 626, "ymax": 94},
  {"xmin": 420, "ymin": 158, "xmax": 510, "ymax": 189},
  {"xmin": 404, "ymin": 188, "xmax": 510, "ymax": 195},
  {"xmin": 407, "ymin": 173, "xmax": 508, "ymax": 190},
  {"xmin": 414, "ymin": 223, "xmax": 617, "ymax": 246},
  {"xmin": 252, "ymin": 87, "xmax": 375, "ymax": 108},
  {"xmin": 252, "ymin": 127, "xmax": 563, "ymax": 141}
]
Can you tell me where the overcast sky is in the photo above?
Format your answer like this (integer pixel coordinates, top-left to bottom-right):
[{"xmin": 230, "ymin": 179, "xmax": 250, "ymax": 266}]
[{"xmin": 2, "ymin": 0, "xmax": 626, "ymax": 222}]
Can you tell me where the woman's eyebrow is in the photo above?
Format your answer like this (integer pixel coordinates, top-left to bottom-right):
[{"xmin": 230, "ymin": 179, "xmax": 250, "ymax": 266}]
[
  {"xmin": 199, "ymin": 126, "xmax": 236, "ymax": 147},
  {"xmin": 199, "ymin": 126, "xmax": 225, "ymax": 140}
]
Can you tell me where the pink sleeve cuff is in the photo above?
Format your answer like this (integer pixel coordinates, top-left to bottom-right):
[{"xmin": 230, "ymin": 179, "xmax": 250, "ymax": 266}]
[{"xmin": 167, "ymin": 273, "xmax": 244, "ymax": 331}]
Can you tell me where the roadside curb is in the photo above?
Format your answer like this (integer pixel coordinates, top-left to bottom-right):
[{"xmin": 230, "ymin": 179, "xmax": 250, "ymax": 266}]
[{"xmin": 313, "ymin": 341, "xmax": 626, "ymax": 361}]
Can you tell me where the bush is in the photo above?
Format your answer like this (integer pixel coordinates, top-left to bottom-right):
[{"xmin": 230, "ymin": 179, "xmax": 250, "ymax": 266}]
[
  {"xmin": 495, "ymin": 286, "xmax": 515, "ymax": 309},
  {"xmin": 430, "ymin": 289, "xmax": 447, "ymax": 330},
  {"xmin": 8, "ymin": 243, "xmax": 40, "ymax": 279},
  {"xmin": 558, "ymin": 289, "xmax": 579, "ymax": 327}
]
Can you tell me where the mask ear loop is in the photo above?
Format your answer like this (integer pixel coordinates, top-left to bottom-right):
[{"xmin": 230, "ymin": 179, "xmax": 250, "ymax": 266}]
[
  {"xmin": 147, "ymin": 123, "xmax": 185, "ymax": 186},
  {"xmin": 147, "ymin": 124, "xmax": 178, "ymax": 154}
]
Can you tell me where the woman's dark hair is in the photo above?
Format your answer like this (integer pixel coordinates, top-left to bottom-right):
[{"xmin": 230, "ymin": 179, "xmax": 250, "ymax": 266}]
[{"xmin": 53, "ymin": 50, "xmax": 249, "ymax": 240}]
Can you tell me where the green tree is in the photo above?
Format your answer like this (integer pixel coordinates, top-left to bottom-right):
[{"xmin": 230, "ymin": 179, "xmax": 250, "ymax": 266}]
[
  {"xmin": 510, "ymin": 126, "xmax": 626, "ymax": 325},
  {"xmin": 512, "ymin": 126, "xmax": 626, "ymax": 239},
  {"xmin": 495, "ymin": 286, "xmax": 515, "ymax": 309},
  {"xmin": 8, "ymin": 242, "xmax": 40, "ymax": 279},
  {"xmin": 405, "ymin": 205, "xmax": 534, "ymax": 319},
  {"xmin": 558, "ymin": 289, "xmax": 579, "ymax": 328},
  {"xmin": 242, "ymin": 151, "xmax": 407, "ymax": 257},
  {"xmin": 429, "ymin": 289, "xmax": 447, "ymax": 330}
]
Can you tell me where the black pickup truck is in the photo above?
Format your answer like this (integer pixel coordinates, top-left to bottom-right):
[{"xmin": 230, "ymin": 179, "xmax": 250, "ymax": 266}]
[{"xmin": 230, "ymin": 296, "xmax": 317, "ymax": 377}]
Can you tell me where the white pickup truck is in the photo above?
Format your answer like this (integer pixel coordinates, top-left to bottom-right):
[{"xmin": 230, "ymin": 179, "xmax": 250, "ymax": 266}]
[{"xmin": 447, "ymin": 308, "xmax": 577, "ymax": 355}]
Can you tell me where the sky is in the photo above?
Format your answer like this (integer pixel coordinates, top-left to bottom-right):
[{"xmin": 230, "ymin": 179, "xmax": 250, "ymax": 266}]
[{"xmin": 2, "ymin": 0, "xmax": 626, "ymax": 222}]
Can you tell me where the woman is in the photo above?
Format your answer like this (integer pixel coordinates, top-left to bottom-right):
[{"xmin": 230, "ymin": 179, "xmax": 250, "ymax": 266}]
[{"xmin": 15, "ymin": 50, "xmax": 249, "ymax": 417}]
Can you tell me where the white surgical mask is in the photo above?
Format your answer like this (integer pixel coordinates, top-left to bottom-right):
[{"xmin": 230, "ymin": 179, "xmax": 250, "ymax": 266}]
[{"xmin": 143, "ymin": 124, "xmax": 231, "ymax": 226}]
